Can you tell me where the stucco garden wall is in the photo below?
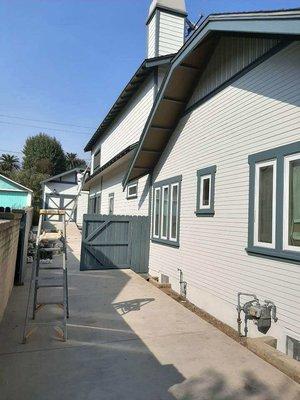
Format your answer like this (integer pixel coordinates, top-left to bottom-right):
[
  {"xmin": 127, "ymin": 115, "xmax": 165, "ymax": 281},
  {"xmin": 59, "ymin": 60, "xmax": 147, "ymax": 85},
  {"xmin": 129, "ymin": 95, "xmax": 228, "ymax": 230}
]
[{"xmin": 0, "ymin": 218, "xmax": 20, "ymax": 322}]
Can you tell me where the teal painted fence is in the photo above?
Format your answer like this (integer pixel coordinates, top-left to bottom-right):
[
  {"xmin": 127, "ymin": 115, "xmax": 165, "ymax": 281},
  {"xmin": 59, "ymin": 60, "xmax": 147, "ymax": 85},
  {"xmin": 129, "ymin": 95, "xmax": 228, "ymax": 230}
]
[{"xmin": 80, "ymin": 214, "xmax": 150, "ymax": 274}]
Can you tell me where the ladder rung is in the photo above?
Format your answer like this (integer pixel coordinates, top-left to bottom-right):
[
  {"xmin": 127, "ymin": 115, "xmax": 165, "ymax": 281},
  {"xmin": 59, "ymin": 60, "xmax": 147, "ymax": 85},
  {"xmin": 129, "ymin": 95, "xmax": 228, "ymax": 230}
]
[
  {"xmin": 37, "ymin": 302, "xmax": 64, "ymax": 306},
  {"xmin": 38, "ymin": 248, "xmax": 63, "ymax": 252},
  {"xmin": 39, "ymin": 266, "xmax": 64, "ymax": 270},
  {"xmin": 38, "ymin": 283, "xmax": 64, "ymax": 288},
  {"xmin": 25, "ymin": 321, "xmax": 65, "ymax": 327},
  {"xmin": 39, "ymin": 209, "xmax": 66, "ymax": 216}
]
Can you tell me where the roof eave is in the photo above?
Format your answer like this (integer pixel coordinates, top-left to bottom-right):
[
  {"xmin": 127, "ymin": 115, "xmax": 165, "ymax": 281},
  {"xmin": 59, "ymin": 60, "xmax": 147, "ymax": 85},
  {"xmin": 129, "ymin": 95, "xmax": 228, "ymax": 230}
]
[
  {"xmin": 41, "ymin": 167, "xmax": 84, "ymax": 184},
  {"xmin": 123, "ymin": 10, "xmax": 300, "ymax": 188},
  {"xmin": 84, "ymin": 55, "xmax": 174, "ymax": 152}
]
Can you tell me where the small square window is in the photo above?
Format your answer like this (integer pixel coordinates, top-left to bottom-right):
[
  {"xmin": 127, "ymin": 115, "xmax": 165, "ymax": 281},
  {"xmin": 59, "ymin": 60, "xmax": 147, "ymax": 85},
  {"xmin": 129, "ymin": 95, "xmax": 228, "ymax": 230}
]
[
  {"xmin": 126, "ymin": 182, "xmax": 138, "ymax": 199},
  {"xmin": 196, "ymin": 166, "xmax": 216, "ymax": 216}
]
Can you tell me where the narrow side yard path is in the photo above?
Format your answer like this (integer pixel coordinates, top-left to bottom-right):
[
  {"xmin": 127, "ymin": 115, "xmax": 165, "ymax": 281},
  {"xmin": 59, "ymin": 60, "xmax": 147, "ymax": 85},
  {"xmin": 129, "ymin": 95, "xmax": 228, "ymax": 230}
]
[{"xmin": 0, "ymin": 224, "xmax": 299, "ymax": 400}]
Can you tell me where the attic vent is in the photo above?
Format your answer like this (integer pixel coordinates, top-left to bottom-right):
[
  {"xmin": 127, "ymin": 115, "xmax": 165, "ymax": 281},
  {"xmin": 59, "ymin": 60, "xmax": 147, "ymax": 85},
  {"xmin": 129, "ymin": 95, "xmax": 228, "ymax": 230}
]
[{"xmin": 287, "ymin": 335, "xmax": 300, "ymax": 361}]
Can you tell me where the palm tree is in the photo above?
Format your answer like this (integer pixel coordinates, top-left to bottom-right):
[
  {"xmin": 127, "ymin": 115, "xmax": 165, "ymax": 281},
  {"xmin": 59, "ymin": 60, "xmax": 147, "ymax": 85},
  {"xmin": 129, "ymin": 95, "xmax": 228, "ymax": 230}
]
[
  {"xmin": 65, "ymin": 152, "xmax": 86, "ymax": 169},
  {"xmin": 0, "ymin": 153, "xmax": 20, "ymax": 172}
]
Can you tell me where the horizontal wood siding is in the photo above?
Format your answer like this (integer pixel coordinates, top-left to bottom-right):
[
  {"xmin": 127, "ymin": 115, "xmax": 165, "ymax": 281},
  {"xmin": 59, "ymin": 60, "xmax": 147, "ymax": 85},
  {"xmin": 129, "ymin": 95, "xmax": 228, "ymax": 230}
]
[
  {"xmin": 91, "ymin": 75, "xmax": 155, "ymax": 171},
  {"xmin": 90, "ymin": 160, "xmax": 150, "ymax": 217},
  {"xmin": 76, "ymin": 191, "xmax": 89, "ymax": 227},
  {"xmin": 188, "ymin": 36, "xmax": 280, "ymax": 107},
  {"xmin": 148, "ymin": 14, "xmax": 157, "ymax": 58},
  {"xmin": 158, "ymin": 12, "xmax": 185, "ymax": 56},
  {"xmin": 149, "ymin": 41, "xmax": 300, "ymax": 351}
]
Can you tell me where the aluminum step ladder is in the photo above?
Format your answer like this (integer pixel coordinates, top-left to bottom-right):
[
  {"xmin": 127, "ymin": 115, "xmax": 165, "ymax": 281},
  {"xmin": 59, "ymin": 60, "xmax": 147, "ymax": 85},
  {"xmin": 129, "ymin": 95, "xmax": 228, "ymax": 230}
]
[{"xmin": 22, "ymin": 209, "xmax": 69, "ymax": 343}]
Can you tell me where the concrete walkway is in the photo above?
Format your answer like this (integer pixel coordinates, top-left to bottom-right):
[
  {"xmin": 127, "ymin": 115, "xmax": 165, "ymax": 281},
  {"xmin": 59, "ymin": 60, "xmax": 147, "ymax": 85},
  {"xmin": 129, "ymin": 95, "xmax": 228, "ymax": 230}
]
[{"xmin": 0, "ymin": 224, "xmax": 299, "ymax": 400}]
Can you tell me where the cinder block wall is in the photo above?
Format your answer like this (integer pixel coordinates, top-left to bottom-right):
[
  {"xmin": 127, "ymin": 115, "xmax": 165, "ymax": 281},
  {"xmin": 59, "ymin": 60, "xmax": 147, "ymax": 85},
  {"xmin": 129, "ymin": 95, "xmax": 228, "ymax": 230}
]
[{"xmin": 0, "ymin": 219, "xmax": 20, "ymax": 322}]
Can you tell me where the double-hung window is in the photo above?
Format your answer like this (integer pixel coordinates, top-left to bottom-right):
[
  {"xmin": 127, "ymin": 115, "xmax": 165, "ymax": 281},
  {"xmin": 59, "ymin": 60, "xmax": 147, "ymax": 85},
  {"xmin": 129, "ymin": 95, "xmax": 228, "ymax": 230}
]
[
  {"xmin": 248, "ymin": 141, "xmax": 300, "ymax": 261},
  {"xmin": 254, "ymin": 160, "xmax": 276, "ymax": 248},
  {"xmin": 196, "ymin": 166, "xmax": 216, "ymax": 216},
  {"xmin": 152, "ymin": 175, "xmax": 181, "ymax": 246}
]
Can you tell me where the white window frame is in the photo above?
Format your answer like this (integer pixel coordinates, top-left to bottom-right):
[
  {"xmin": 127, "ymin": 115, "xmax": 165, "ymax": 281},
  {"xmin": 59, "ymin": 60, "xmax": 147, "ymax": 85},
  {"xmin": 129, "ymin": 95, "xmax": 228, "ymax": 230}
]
[
  {"xmin": 127, "ymin": 182, "xmax": 138, "ymax": 199},
  {"xmin": 169, "ymin": 182, "xmax": 179, "ymax": 242},
  {"xmin": 153, "ymin": 187, "xmax": 161, "ymax": 239},
  {"xmin": 254, "ymin": 159, "xmax": 276, "ymax": 249},
  {"xmin": 108, "ymin": 193, "xmax": 114, "ymax": 215},
  {"xmin": 283, "ymin": 152, "xmax": 300, "ymax": 252},
  {"xmin": 160, "ymin": 185, "xmax": 169, "ymax": 240},
  {"xmin": 199, "ymin": 174, "xmax": 211, "ymax": 210}
]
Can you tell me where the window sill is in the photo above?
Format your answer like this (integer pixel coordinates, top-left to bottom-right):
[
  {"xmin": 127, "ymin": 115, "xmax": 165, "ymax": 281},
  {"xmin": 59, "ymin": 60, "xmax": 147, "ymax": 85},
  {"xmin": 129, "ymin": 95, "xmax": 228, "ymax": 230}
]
[
  {"xmin": 246, "ymin": 246, "xmax": 300, "ymax": 263},
  {"xmin": 151, "ymin": 238, "xmax": 180, "ymax": 248},
  {"xmin": 126, "ymin": 195, "xmax": 138, "ymax": 200},
  {"xmin": 195, "ymin": 211, "xmax": 215, "ymax": 217}
]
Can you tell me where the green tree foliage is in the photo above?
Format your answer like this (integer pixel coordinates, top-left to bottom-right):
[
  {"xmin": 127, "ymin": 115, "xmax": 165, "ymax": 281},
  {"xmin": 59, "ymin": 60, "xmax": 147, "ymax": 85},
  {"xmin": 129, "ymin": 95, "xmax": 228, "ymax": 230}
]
[
  {"xmin": 10, "ymin": 169, "xmax": 50, "ymax": 222},
  {"xmin": 0, "ymin": 153, "xmax": 20, "ymax": 173},
  {"xmin": 23, "ymin": 133, "xmax": 66, "ymax": 175},
  {"xmin": 65, "ymin": 152, "xmax": 87, "ymax": 170}
]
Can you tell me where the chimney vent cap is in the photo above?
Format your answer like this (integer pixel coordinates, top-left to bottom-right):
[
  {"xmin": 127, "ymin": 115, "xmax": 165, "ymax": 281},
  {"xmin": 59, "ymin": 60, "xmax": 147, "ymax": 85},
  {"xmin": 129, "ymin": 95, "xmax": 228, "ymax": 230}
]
[{"xmin": 148, "ymin": 0, "xmax": 187, "ymax": 18}]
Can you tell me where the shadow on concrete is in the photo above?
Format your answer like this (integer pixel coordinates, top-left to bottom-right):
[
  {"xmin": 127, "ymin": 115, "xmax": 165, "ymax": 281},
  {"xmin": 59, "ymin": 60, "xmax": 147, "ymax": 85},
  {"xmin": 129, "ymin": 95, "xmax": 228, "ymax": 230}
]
[
  {"xmin": 112, "ymin": 298, "xmax": 155, "ymax": 315},
  {"xmin": 170, "ymin": 369, "xmax": 300, "ymax": 400},
  {"xmin": 0, "ymin": 243, "xmax": 183, "ymax": 400},
  {"xmin": 0, "ymin": 237, "xmax": 299, "ymax": 400}
]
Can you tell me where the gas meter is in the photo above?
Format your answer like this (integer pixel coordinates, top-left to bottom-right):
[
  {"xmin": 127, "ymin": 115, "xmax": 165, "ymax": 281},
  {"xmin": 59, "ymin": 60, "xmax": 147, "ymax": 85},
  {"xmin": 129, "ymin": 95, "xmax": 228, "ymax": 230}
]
[{"xmin": 237, "ymin": 293, "xmax": 278, "ymax": 337}]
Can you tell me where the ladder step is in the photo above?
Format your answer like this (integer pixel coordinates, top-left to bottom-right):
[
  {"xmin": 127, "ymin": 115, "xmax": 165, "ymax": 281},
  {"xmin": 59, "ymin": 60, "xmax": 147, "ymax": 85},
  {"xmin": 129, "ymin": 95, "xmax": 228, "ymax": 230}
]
[
  {"xmin": 39, "ymin": 266, "xmax": 64, "ymax": 270},
  {"xmin": 38, "ymin": 283, "xmax": 64, "ymax": 288},
  {"xmin": 25, "ymin": 321, "xmax": 65, "ymax": 327},
  {"xmin": 37, "ymin": 301, "xmax": 64, "ymax": 306},
  {"xmin": 38, "ymin": 248, "xmax": 63, "ymax": 252}
]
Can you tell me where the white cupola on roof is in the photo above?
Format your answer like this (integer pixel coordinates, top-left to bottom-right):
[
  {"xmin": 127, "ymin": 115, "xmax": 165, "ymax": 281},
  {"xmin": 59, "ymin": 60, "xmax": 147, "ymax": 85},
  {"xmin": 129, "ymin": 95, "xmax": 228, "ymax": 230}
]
[{"xmin": 147, "ymin": 0, "xmax": 187, "ymax": 58}]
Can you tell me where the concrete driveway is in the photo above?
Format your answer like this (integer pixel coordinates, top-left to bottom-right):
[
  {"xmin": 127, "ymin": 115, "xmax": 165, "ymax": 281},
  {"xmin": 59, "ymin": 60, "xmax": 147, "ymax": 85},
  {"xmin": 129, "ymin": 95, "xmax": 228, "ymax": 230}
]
[{"xmin": 0, "ymin": 225, "xmax": 299, "ymax": 400}]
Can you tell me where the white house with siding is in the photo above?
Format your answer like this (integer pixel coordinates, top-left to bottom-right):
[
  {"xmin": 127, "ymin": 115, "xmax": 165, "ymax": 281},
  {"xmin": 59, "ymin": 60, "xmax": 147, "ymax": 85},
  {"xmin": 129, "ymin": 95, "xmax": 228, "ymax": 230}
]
[
  {"xmin": 122, "ymin": 6, "xmax": 300, "ymax": 358},
  {"xmin": 83, "ymin": 0, "xmax": 187, "ymax": 216},
  {"xmin": 42, "ymin": 168, "xmax": 88, "ymax": 227}
]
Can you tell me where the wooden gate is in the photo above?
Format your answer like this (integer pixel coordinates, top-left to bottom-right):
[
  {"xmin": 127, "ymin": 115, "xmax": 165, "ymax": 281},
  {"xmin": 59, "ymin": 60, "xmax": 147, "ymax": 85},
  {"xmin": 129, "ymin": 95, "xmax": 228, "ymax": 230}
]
[{"xmin": 80, "ymin": 214, "xmax": 150, "ymax": 273}]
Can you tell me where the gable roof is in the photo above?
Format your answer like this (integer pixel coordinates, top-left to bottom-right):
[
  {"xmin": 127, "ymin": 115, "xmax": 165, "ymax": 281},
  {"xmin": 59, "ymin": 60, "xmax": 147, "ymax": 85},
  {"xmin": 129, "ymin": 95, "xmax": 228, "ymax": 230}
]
[
  {"xmin": 84, "ymin": 142, "xmax": 138, "ymax": 190},
  {"xmin": 123, "ymin": 8, "xmax": 300, "ymax": 187},
  {"xmin": 41, "ymin": 167, "xmax": 85, "ymax": 184},
  {"xmin": 0, "ymin": 174, "xmax": 33, "ymax": 193},
  {"xmin": 84, "ymin": 54, "xmax": 174, "ymax": 152}
]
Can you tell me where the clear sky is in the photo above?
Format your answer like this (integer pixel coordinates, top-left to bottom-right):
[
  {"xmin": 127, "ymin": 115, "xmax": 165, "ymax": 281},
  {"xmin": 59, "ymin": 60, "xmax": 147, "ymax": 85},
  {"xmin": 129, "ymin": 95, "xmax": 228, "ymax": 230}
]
[{"xmin": 1, "ymin": 0, "xmax": 299, "ymax": 162}]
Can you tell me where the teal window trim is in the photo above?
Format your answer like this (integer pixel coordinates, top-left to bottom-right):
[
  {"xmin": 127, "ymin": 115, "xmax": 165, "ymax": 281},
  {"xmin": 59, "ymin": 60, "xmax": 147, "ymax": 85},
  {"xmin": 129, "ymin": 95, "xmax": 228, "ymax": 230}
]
[
  {"xmin": 247, "ymin": 141, "xmax": 300, "ymax": 262},
  {"xmin": 151, "ymin": 175, "xmax": 182, "ymax": 247},
  {"xmin": 195, "ymin": 165, "xmax": 216, "ymax": 217}
]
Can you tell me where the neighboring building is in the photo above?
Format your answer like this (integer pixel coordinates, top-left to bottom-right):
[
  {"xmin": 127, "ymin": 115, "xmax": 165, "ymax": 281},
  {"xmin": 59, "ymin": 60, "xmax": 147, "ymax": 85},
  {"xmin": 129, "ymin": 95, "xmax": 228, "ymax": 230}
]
[
  {"xmin": 123, "ymin": 8, "xmax": 300, "ymax": 355},
  {"xmin": 0, "ymin": 174, "xmax": 32, "ymax": 209},
  {"xmin": 42, "ymin": 168, "xmax": 88, "ymax": 227},
  {"xmin": 83, "ymin": 0, "xmax": 187, "ymax": 216}
]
